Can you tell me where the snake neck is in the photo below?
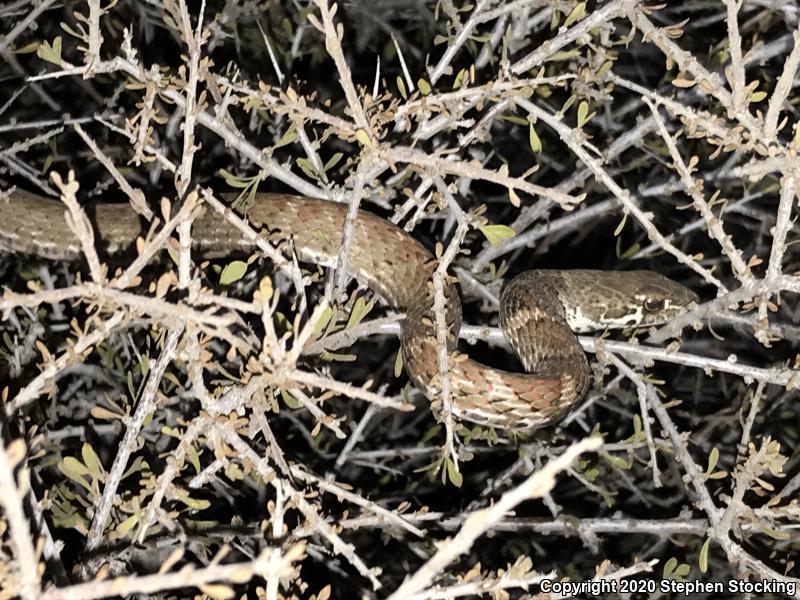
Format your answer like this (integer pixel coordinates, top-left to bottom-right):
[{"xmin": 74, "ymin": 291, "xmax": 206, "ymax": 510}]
[{"xmin": 499, "ymin": 272, "xmax": 590, "ymax": 393}]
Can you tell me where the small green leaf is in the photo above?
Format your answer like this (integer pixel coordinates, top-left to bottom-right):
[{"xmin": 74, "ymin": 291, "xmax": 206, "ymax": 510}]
[
  {"xmin": 219, "ymin": 260, "xmax": 248, "ymax": 285},
  {"xmin": 663, "ymin": 557, "xmax": 678, "ymax": 578},
  {"xmin": 122, "ymin": 456, "xmax": 146, "ymax": 480},
  {"xmin": 13, "ymin": 41, "xmax": 40, "ymax": 54},
  {"xmin": 126, "ymin": 370, "xmax": 136, "ymax": 402},
  {"xmin": 274, "ymin": 126, "xmax": 298, "ymax": 149},
  {"xmin": 603, "ymin": 453, "xmax": 632, "ymax": 469},
  {"xmin": 561, "ymin": 95, "xmax": 577, "ymax": 113},
  {"xmin": 706, "ymin": 447, "xmax": 719, "ymax": 475},
  {"xmin": 115, "ymin": 513, "xmax": 139, "ymax": 537},
  {"xmin": 37, "ymin": 36, "xmax": 63, "ymax": 66},
  {"xmin": 596, "ymin": 60, "xmax": 614, "ymax": 77},
  {"xmin": 163, "ymin": 14, "xmax": 178, "ymax": 31},
  {"xmin": 313, "ymin": 306, "xmax": 334, "ymax": 337},
  {"xmin": 177, "ymin": 495, "xmax": 211, "ymax": 510},
  {"xmin": 550, "ymin": 8, "xmax": 560, "ymax": 29},
  {"xmin": 281, "ymin": 389, "xmax": 300, "ymax": 409},
  {"xmin": 757, "ymin": 523, "xmax": 791, "ymax": 540},
  {"xmin": 161, "ymin": 426, "xmax": 181, "ymax": 438},
  {"xmin": 563, "ymin": 2, "xmax": 586, "ymax": 27},
  {"xmin": 225, "ymin": 463, "xmax": 244, "ymax": 481},
  {"xmin": 259, "ymin": 276, "xmax": 273, "ymax": 302},
  {"xmin": 673, "ymin": 563, "xmax": 690, "ymax": 579},
  {"xmin": 394, "ymin": 349, "xmax": 404, "ymax": 378},
  {"xmin": 140, "ymin": 354, "xmax": 150, "ymax": 379},
  {"xmin": 529, "ymin": 123, "xmax": 542, "ymax": 153},
  {"xmin": 296, "ymin": 157, "xmax": 317, "ymax": 179},
  {"xmin": 501, "ymin": 114, "xmax": 529, "ymax": 126},
  {"xmin": 355, "ymin": 128, "xmax": 373, "ymax": 147},
  {"xmin": 51, "ymin": 499, "xmax": 87, "ymax": 532},
  {"xmin": 547, "ymin": 49, "xmax": 581, "ymax": 62},
  {"xmin": 453, "ymin": 68, "xmax": 467, "ymax": 89},
  {"xmin": 187, "ymin": 445, "xmax": 201, "ymax": 474},
  {"xmin": 699, "ymin": 537, "xmax": 711, "ymax": 573},
  {"xmin": 577, "ymin": 100, "xmax": 590, "ymax": 127},
  {"xmin": 81, "ymin": 444, "xmax": 104, "ymax": 479},
  {"xmin": 60, "ymin": 21, "xmax": 83, "ymax": 39},
  {"xmin": 479, "ymin": 224, "xmax": 516, "ymax": 247},
  {"xmin": 61, "ymin": 456, "xmax": 89, "ymax": 477},
  {"xmin": 396, "ymin": 75, "xmax": 407, "ymax": 99},
  {"xmin": 446, "ymin": 458, "xmax": 463, "ymax": 488},
  {"xmin": 346, "ymin": 297, "xmax": 374, "ymax": 330},
  {"xmin": 59, "ymin": 457, "xmax": 93, "ymax": 493},
  {"xmin": 324, "ymin": 152, "xmax": 343, "ymax": 172},
  {"xmin": 320, "ymin": 351, "xmax": 357, "ymax": 362},
  {"xmin": 613, "ymin": 213, "xmax": 627, "ymax": 236},
  {"xmin": 619, "ymin": 242, "xmax": 640, "ymax": 259},
  {"xmin": 218, "ymin": 169, "xmax": 251, "ymax": 189},
  {"xmin": 418, "ymin": 79, "xmax": 431, "ymax": 95}
]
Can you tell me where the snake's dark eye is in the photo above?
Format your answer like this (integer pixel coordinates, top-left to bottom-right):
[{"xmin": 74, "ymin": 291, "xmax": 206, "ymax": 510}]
[{"xmin": 643, "ymin": 298, "xmax": 664, "ymax": 312}]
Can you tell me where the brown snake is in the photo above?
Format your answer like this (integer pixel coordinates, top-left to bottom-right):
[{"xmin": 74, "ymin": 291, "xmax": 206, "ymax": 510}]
[{"xmin": 0, "ymin": 189, "xmax": 698, "ymax": 429}]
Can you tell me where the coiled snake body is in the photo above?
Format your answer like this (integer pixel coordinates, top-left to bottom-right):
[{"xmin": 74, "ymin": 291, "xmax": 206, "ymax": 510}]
[{"xmin": 0, "ymin": 190, "xmax": 698, "ymax": 429}]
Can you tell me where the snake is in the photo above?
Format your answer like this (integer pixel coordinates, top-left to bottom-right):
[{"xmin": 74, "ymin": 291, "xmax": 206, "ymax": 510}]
[{"xmin": 0, "ymin": 188, "xmax": 698, "ymax": 430}]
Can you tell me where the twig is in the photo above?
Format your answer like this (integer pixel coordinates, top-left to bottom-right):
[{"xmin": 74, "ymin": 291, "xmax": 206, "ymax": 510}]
[
  {"xmin": 86, "ymin": 324, "xmax": 184, "ymax": 551},
  {"xmin": 386, "ymin": 436, "xmax": 602, "ymax": 599}
]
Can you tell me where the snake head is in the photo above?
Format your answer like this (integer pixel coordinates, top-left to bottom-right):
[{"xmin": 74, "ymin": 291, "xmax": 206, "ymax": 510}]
[
  {"xmin": 625, "ymin": 270, "xmax": 699, "ymax": 327},
  {"xmin": 560, "ymin": 270, "xmax": 699, "ymax": 332}
]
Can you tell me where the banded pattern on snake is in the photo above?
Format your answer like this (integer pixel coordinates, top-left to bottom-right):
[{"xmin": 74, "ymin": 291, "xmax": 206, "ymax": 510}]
[{"xmin": 0, "ymin": 189, "xmax": 698, "ymax": 429}]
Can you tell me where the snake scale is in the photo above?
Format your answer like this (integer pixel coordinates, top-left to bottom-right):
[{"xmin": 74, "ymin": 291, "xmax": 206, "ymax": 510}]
[{"xmin": 0, "ymin": 189, "xmax": 698, "ymax": 429}]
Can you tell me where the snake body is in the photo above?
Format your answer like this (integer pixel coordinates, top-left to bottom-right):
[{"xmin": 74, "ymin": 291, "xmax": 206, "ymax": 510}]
[{"xmin": 0, "ymin": 189, "xmax": 698, "ymax": 429}]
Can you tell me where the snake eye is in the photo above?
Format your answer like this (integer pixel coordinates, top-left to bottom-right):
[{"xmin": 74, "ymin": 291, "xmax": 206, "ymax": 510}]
[{"xmin": 643, "ymin": 298, "xmax": 664, "ymax": 312}]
